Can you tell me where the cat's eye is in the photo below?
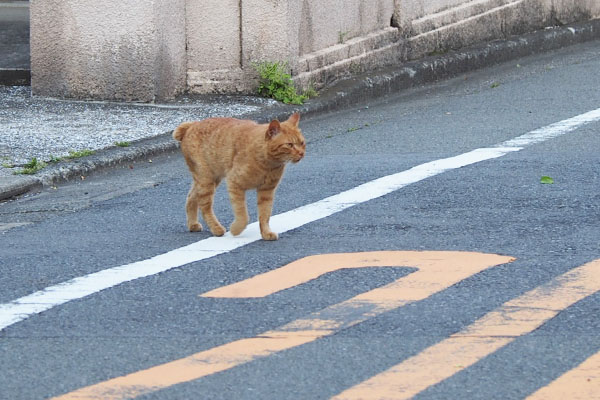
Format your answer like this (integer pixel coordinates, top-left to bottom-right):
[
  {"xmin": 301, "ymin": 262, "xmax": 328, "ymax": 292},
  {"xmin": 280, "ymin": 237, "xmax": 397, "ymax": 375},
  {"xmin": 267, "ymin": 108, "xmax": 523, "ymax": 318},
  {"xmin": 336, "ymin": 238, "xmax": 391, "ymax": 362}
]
[{"xmin": 287, "ymin": 143, "xmax": 294, "ymax": 148}]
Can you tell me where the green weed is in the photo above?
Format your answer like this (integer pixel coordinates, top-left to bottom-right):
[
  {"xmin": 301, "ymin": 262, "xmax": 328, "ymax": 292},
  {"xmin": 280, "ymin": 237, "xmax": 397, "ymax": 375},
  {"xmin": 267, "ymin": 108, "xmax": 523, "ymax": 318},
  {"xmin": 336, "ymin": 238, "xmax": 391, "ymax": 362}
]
[
  {"xmin": 14, "ymin": 158, "xmax": 47, "ymax": 175},
  {"xmin": 254, "ymin": 61, "xmax": 308, "ymax": 105},
  {"xmin": 66, "ymin": 149, "xmax": 95, "ymax": 159},
  {"xmin": 338, "ymin": 31, "xmax": 350, "ymax": 44},
  {"xmin": 427, "ymin": 49, "xmax": 449, "ymax": 57},
  {"xmin": 303, "ymin": 85, "xmax": 318, "ymax": 99}
]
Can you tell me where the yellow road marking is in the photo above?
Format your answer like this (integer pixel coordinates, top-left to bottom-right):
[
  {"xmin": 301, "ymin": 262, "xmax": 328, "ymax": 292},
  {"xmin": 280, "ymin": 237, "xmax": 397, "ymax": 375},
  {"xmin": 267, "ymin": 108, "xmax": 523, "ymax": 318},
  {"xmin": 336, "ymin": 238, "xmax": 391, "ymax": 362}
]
[
  {"xmin": 56, "ymin": 330, "xmax": 326, "ymax": 400},
  {"xmin": 201, "ymin": 251, "xmax": 510, "ymax": 299},
  {"xmin": 52, "ymin": 251, "xmax": 513, "ymax": 399},
  {"xmin": 332, "ymin": 258, "xmax": 600, "ymax": 400},
  {"xmin": 526, "ymin": 350, "xmax": 600, "ymax": 400}
]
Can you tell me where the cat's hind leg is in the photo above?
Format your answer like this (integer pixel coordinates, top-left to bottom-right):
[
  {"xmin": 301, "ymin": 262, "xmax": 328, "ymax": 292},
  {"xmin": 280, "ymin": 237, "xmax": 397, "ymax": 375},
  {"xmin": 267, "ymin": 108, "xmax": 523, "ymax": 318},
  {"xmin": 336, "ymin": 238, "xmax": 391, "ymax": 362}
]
[
  {"xmin": 186, "ymin": 180, "xmax": 226, "ymax": 236},
  {"xmin": 185, "ymin": 182, "xmax": 203, "ymax": 232},
  {"xmin": 196, "ymin": 179, "xmax": 226, "ymax": 236}
]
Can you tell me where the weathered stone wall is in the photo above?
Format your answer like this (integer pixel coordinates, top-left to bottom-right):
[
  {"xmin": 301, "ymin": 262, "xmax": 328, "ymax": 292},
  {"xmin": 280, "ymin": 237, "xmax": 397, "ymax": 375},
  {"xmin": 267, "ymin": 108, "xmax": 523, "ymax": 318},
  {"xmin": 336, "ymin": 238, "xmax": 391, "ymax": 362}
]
[
  {"xmin": 186, "ymin": 0, "xmax": 600, "ymax": 95},
  {"xmin": 297, "ymin": 0, "xmax": 394, "ymax": 55},
  {"xmin": 185, "ymin": 0, "xmax": 396, "ymax": 94},
  {"xmin": 393, "ymin": 0, "xmax": 599, "ymax": 60},
  {"xmin": 293, "ymin": 0, "xmax": 397, "ymax": 89},
  {"xmin": 30, "ymin": 0, "xmax": 600, "ymax": 101},
  {"xmin": 185, "ymin": 0, "xmax": 242, "ymax": 93},
  {"xmin": 30, "ymin": 0, "xmax": 186, "ymax": 102},
  {"xmin": 293, "ymin": 0, "xmax": 600, "ymax": 91}
]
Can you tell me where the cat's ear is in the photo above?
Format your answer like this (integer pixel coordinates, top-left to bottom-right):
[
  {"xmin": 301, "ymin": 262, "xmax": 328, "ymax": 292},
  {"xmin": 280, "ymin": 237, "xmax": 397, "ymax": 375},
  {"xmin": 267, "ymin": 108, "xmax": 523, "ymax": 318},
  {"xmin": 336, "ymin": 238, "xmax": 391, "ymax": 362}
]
[
  {"xmin": 266, "ymin": 119, "xmax": 281, "ymax": 140},
  {"xmin": 287, "ymin": 112, "xmax": 300, "ymax": 126}
]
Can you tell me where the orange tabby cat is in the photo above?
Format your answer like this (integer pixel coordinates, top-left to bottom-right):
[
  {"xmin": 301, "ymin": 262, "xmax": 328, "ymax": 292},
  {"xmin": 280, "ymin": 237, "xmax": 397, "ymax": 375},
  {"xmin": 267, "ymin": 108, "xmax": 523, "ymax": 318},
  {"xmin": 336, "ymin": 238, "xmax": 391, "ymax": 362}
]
[{"xmin": 173, "ymin": 113, "xmax": 305, "ymax": 240}]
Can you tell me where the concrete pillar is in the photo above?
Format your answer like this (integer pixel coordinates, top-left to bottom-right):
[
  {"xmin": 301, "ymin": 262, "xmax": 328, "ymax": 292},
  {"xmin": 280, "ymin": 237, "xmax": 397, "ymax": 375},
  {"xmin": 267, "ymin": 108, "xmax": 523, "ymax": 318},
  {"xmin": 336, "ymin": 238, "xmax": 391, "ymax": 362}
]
[
  {"xmin": 185, "ymin": 0, "xmax": 243, "ymax": 94},
  {"xmin": 30, "ymin": 0, "xmax": 186, "ymax": 102},
  {"xmin": 241, "ymin": 0, "xmax": 301, "ymax": 72},
  {"xmin": 186, "ymin": 0, "xmax": 302, "ymax": 94}
]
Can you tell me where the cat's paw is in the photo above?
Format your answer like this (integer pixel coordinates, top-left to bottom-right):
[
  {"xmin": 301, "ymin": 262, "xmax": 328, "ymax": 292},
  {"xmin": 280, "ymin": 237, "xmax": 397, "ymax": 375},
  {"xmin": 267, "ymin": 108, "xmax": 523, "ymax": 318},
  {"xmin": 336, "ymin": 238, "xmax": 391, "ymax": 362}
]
[
  {"xmin": 188, "ymin": 222, "xmax": 203, "ymax": 232},
  {"xmin": 261, "ymin": 231, "xmax": 279, "ymax": 241},
  {"xmin": 230, "ymin": 220, "xmax": 247, "ymax": 236},
  {"xmin": 210, "ymin": 224, "xmax": 226, "ymax": 237}
]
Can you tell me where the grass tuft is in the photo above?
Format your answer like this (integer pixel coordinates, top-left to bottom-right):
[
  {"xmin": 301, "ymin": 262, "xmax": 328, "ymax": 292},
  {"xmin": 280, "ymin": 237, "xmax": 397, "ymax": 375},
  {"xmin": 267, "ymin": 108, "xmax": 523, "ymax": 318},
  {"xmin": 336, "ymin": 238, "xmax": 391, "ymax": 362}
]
[
  {"xmin": 14, "ymin": 158, "xmax": 47, "ymax": 175},
  {"xmin": 254, "ymin": 61, "xmax": 314, "ymax": 105}
]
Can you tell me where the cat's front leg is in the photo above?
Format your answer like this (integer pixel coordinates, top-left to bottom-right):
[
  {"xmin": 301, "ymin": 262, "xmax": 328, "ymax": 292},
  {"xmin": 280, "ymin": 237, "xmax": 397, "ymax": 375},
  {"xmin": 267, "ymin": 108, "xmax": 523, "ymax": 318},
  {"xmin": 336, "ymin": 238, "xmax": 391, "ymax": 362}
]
[
  {"xmin": 257, "ymin": 188, "xmax": 278, "ymax": 241},
  {"xmin": 228, "ymin": 184, "xmax": 249, "ymax": 236}
]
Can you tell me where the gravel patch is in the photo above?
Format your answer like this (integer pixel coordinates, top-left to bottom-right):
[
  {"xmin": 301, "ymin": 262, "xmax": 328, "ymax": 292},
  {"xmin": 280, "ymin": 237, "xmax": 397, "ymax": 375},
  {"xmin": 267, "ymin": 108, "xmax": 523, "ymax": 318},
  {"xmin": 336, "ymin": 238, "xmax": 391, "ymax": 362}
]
[{"xmin": 0, "ymin": 86, "xmax": 277, "ymax": 167}]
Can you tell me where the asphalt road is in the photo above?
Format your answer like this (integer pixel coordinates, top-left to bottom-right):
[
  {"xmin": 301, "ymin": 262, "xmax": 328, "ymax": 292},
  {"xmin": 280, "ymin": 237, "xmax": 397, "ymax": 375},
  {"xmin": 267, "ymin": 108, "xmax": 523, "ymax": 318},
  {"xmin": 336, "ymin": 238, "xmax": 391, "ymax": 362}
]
[{"xmin": 1, "ymin": 39, "xmax": 599, "ymax": 399}]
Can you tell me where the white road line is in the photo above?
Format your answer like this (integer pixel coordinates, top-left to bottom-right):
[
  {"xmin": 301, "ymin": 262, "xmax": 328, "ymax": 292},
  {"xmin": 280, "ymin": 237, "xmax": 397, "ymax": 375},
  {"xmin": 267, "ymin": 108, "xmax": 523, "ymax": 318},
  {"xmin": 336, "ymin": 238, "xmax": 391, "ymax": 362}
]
[{"xmin": 1, "ymin": 108, "xmax": 600, "ymax": 332}]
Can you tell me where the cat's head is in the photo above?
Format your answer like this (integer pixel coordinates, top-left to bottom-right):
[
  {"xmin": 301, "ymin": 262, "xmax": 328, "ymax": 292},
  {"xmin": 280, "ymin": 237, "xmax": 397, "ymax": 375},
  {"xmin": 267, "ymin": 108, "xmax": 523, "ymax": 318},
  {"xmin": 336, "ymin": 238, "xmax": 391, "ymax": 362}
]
[{"xmin": 265, "ymin": 113, "xmax": 305, "ymax": 164}]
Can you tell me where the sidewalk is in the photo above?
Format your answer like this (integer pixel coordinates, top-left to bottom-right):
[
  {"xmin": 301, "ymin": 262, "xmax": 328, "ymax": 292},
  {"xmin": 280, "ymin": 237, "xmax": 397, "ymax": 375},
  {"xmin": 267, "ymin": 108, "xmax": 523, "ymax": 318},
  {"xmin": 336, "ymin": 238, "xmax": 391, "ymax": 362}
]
[{"xmin": 1, "ymin": 10, "xmax": 599, "ymax": 200}]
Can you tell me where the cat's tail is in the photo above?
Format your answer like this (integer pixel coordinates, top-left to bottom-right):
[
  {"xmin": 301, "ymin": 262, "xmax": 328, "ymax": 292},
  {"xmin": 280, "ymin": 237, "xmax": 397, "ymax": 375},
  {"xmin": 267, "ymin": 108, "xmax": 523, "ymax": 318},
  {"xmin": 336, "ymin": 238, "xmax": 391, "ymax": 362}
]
[{"xmin": 173, "ymin": 122, "xmax": 194, "ymax": 142}]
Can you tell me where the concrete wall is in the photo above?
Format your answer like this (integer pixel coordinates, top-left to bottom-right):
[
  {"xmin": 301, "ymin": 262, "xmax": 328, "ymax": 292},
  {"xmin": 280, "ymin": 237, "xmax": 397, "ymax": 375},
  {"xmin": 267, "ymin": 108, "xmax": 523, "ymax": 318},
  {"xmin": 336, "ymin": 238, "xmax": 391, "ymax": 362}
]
[
  {"xmin": 185, "ymin": 0, "xmax": 241, "ymax": 93},
  {"xmin": 30, "ymin": 0, "xmax": 600, "ymax": 101},
  {"xmin": 184, "ymin": 0, "xmax": 600, "ymax": 95},
  {"xmin": 297, "ymin": 0, "xmax": 394, "ymax": 55},
  {"xmin": 186, "ymin": 0, "xmax": 397, "ymax": 94},
  {"xmin": 186, "ymin": 0, "xmax": 303, "ymax": 94},
  {"xmin": 30, "ymin": 0, "xmax": 186, "ymax": 102},
  {"xmin": 293, "ymin": 0, "xmax": 600, "ymax": 91},
  {"xmin": 392, "ymin": 0, "xmax": 600, "ymax": 59},
  {"xmin": 293, "ymin": 0, "xmax": 397, "ymax": 88}
]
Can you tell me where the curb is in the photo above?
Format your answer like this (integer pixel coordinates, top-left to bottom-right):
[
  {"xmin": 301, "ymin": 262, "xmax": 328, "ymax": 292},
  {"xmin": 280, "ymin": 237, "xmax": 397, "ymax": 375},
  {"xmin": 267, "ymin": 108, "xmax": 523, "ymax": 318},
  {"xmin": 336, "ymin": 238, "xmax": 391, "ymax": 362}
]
[
  {"xmin": 34, "ymin": 135, "xmax": 181, "ymax": 187},
  {"xmin": 0, "ymin": 175, "xmax": 41, "ymax": 200},
  {"xmin": 2, "ymin": 19, "xmax": 599, "ymax": 201}
]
